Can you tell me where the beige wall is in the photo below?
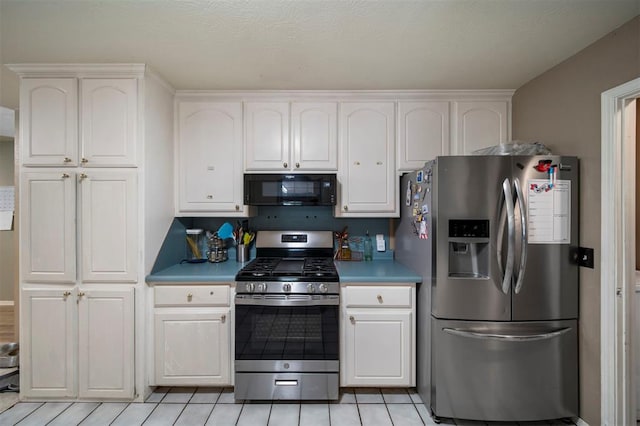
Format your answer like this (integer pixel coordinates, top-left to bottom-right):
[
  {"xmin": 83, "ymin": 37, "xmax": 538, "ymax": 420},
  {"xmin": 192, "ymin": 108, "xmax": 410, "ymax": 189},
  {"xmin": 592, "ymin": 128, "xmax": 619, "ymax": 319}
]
[{"xmin": 512, "ymin": 15, "xmax": 640, "ymax": 424}]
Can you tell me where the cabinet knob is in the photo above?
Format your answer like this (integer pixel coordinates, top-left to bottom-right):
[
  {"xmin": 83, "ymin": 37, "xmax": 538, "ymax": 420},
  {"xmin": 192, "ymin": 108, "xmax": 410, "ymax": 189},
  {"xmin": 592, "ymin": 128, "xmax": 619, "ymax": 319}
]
[
  {"xmin": 187, "ymin": 293, "xmax": 193, "ymax": 302},
  {"xmin": 343, "ymin": 205, "xmax": 348, "ymax": 211},
  {"xmin": 295, "ymin": 162, "xmax": 300, "ymax": 169},
  {"xmin": 377, "ymin": 294, "xmax": 383, "ymax": 303},
  {"xmin": 77, "ymin": 292, "xmax": 85, "ymax": 303},
  {"xmin": 62, "ymin": 173, "xmax": 70, "ymax": 179},
  {"xmin": 221, "ymin": 314, "xmax": 226, "ymax": 323},
  {"xmin": 283, "ymin": 162, "xmax": 288, "ymax": 168},
  {"xmin": 349, "ymin": 315, "xmax": 355, "ymax": 324},
  {"xmin": 79, "ymin": 173, "xmax": 87, "ymax": 181},
  {"xmin": 354, "ymin": 161, "xmax": 360, "ymax": 166},
  {"xmin": 376, "ymin": 161, "xmax": 383, "ymax": 165},
  {"xmin": 235, "ymin": 205, "xmax": 240, "ymax": 211},
  {"xmin": 63, "ymin": 157, "xmax": 72, "ymax": 163},
  {"xmin": 206, "ymin": 195, "xmax": 213, "ymax": 199},
  {"xmin": 62, "ymin": 291, "xmax": 71, "ymax": 300},
  {"xmin": 81, "ymin": 158, "xmax": 88, "ymax": 164}
]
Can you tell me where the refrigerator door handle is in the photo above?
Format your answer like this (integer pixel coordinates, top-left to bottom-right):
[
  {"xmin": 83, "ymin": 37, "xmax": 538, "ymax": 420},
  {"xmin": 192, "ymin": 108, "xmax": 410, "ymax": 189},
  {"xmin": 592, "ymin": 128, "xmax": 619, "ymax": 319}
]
[
  {"xmin": 513, "ymin": 178, "xmax": 528, "ymax": 294},
  {"xmin": 498, "ymin": 178, "xmax": 515, "ymax": 295},
  {"xmin": 443, "ymin": 327, "xmax": 572, "ymax": 342}
]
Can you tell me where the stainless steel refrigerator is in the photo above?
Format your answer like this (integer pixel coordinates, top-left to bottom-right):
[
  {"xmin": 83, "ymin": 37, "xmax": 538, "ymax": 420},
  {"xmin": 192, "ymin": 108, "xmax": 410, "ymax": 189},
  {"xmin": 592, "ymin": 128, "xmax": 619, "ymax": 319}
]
[{"xmin": 395, "ymin": 155, "xmax": 579, "ymax": 422}]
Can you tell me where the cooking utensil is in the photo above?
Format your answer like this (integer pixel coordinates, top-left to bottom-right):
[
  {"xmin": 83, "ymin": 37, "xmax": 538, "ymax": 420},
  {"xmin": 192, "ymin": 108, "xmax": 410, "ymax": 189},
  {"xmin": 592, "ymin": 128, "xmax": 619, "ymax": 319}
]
[{"xmin": 217, "ymin": 222, "xmax": 234, "ymax": 240}]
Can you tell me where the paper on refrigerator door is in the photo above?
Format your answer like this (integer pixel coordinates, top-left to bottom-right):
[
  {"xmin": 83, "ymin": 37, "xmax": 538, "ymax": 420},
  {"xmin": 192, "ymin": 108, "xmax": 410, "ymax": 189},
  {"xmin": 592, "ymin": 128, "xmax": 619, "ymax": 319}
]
[{"xmin": 527, "ymin": 179, "xmax": 570, "ymax": 244}]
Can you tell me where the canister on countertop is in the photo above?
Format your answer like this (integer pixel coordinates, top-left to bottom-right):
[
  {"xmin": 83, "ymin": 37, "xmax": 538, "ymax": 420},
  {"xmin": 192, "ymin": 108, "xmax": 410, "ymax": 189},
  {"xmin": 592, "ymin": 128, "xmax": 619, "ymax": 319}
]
[
  {"xmin": 207, "ymin": 232, "xmax": 228, "ymax": 263},
  {"xmin": 186, "ymin": 229, "xmax": 205, "ymax": 261}
]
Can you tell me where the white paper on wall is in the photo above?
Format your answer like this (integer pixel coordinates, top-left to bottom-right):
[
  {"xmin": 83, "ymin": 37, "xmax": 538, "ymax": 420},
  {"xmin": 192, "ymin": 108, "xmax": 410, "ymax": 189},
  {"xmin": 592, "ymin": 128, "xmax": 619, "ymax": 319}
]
[
  {"xmin": 527, "ymin": 179, "xmax": 571, "ymax": 244},
  {"xmin": 0, "ymin": 186, "xmax": 15, "ymax": 231}
]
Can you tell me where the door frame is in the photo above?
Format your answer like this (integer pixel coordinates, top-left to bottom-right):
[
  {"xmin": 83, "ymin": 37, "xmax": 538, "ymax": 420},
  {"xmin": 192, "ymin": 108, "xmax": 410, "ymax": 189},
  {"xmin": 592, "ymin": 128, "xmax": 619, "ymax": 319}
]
[{"xmin": 601, "ymin": 77, "xmax": 640, "ymax": 425}]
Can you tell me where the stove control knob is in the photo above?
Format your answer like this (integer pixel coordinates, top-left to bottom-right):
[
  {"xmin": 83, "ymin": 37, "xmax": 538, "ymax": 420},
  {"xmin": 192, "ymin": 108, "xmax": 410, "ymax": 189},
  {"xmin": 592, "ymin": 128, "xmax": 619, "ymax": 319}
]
[
  {"xmin": 257, "ymin": 283, "xmax": 267, "ymax": 292},
  {"xmin": 283, "ymin": 283, "xmax": 291, "ymax": 292},
  {"xmin": 307, "ymin": 283, "xmax": 316, "ymax": 293},
  {"xmin": 246, "ymin": 283, "xmax": 255, "ymax": 293},
  {"xmin": 319, "ymin": 283, "xmax": 328, "ymax": 293}
]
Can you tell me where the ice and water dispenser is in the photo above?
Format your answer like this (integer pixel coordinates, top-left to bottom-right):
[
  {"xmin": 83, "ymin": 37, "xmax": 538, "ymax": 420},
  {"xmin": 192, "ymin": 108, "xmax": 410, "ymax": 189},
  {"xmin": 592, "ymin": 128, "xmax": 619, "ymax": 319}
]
[{"xmin": 448, "ymin": 219, "xmax": 490, "ymax": 279}]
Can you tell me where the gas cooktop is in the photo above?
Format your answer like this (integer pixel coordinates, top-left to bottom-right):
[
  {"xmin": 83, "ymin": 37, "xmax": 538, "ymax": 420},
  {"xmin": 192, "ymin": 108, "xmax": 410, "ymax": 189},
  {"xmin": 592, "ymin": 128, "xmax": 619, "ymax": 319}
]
[{"xmin": 235, "ymin": 256, "xmax": 338, "ymax": 282}]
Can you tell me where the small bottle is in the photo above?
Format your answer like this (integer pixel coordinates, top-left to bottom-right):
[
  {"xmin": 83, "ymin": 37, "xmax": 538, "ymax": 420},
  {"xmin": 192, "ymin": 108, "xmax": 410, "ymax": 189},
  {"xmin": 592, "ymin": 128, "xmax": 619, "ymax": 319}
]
[
  {"xmin": 364, "ymin": 231, "xmax": 373, "ymax": 261},
  {"xmin": 341, "ymin": 239, "xmax": 351, "ymax": 261}
]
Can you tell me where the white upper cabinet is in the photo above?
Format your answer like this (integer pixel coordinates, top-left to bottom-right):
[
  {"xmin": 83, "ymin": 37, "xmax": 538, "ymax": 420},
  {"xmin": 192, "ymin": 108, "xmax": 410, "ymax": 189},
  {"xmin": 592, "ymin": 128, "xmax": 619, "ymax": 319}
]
[
  {"xmin": 452, "ymin": 100, "xmax": 509, "ymax": 155},
  {"xmin": 20, "ymin": 78, "xmax": 78, "ymax": 166},
  {"xmin": 20, "ymin": 171, "xmax": 77, "ymax": 283},
  {"xmin": 80, "ymin": 78, "xmax": 137, "ymax": 167},
  {"xmin": 397, "ymin": 101, "xmax": 449, "ymax": 172},
  {"xmin": 244, "ymin": 102, "xmax": 290, "ymax": 171},
  {"xmin": 19, "ymin": 77, "xmax": 138, "ymax": 167},
  {"xmin": 80, "ymin": 170, "xmax": 138, "ymax": 282},
  {"xmin": 291, "ymin": 102, "xmax": 338, "ymax": 171},
  {"xmin": 337, "ymin": 102, "xmax": 397, "ymax": 217},
  {"xmin": 176, "ymin": 101, "xmax": 248, "ymax": 216}
]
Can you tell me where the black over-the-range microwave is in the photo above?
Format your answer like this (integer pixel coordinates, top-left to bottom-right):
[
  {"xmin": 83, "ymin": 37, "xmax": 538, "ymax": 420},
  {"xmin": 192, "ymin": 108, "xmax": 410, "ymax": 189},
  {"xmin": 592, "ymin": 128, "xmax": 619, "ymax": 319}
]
[{"xmin": 244, "ymin": 173, "xmax": 337, "ymax": 206}]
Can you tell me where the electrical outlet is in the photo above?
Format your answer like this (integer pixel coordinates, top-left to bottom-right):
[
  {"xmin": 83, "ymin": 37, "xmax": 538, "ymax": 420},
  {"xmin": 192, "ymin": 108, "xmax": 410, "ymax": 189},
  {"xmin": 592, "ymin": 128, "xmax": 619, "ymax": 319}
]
[{"xmin": 578, "ymin": 247, "xmax": 594, "ymax": 269}]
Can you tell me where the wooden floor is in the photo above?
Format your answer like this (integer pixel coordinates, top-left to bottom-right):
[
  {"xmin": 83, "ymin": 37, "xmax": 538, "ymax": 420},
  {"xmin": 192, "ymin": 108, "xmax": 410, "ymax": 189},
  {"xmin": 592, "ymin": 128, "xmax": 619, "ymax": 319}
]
[{"xmin": 0, "ymin": 305, "xmax": 15, "ymax": 343}]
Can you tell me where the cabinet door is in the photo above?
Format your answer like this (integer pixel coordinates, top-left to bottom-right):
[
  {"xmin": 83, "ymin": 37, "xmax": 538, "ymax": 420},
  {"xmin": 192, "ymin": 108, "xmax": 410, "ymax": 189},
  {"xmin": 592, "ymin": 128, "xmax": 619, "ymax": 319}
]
[
  {"xmin": 78, "ymin": 288, "xmax": 134, "ymax": 399},
  {"xmin": 342, "ymin": 309, "xmax": 413, "ymax": 386},
  {"xmin": 20, "ymin": 78, "xmax": 78, "ymax": 166},
  {"xmin": 337, "ymin": 102, "xmax": 396, "ymax": 216},
  {"xmin": 81, "ymin": 78, "xmax": 137, "ymax": 167},
  {"xmin": 291, "ymin": 102, "xmax": 337, "ymax": 171},
  {"xmin": 244, "ymin": 102, "xmax": 290, "ymax": 171},
  {"xmin": 20, "ymin": 172, "xmax": 76, "ymax": 283},
  {"xmin": 21, "ymin": 287, "xmax": 76, "ymax": 398},
  {"xmin": 80, "ymin": 170, "xmax": 137, "ymax": 282},
  {"xmin": 453, "ymin": 101, "xmax": 509, "ymax": 155},
  {"xmin": 397, "ymin": 101, "xmax": 449, "ymax": 172},
  {"xmin": 154, "ymin": 308, "xmax": 231, "ymax": 385},
  {"xmin": 177, "ymin": 102, "xmax": 245, "ymax": 214}
]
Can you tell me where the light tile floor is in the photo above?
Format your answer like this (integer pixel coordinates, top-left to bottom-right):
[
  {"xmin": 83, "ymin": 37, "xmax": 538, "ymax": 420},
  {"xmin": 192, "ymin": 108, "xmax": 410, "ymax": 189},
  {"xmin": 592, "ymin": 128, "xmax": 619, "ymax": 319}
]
[{"xmin": 0, "ymin": 387, "xmax": 578, "ymax": 426}]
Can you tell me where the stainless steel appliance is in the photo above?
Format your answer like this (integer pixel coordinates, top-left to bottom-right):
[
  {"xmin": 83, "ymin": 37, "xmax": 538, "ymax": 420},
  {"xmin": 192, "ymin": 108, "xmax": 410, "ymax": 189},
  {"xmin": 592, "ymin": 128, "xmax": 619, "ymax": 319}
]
[
  {"xmin": 234, "ymin": 230, "xmax": 339, "ymax": 400},
  {"xmin": 395, "ymin": 155, "xmax": 579, "ymax": 422},
  {"xmin": 243, "ymin": 173, "xmax": 336, "ymax": 206}
]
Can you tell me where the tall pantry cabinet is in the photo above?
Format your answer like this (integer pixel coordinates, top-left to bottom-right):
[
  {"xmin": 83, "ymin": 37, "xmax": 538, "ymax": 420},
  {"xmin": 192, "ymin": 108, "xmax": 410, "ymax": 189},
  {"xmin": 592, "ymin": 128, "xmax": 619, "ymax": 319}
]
[{"xmin": 8, "ymin": 64, "xmax": 175, "ymax": 401}]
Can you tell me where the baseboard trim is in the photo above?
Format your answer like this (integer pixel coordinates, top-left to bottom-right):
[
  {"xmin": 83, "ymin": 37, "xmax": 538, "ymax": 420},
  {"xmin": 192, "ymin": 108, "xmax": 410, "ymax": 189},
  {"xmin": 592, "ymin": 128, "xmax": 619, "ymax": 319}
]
[{"xmin": 0, "ymin": 301, "xmax": 14, "ymax": 306}]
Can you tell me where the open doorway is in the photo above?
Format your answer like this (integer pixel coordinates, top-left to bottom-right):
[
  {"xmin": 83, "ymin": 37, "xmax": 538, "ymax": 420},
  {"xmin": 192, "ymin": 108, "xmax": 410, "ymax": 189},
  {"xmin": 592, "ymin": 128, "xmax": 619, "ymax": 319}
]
[
  {"xmin": 601, "ymin": 77, "xmax": 640, "ymax": 425},
  {"xmin": 0, "ymin": 106, "xmax": 16, "ymax": 344}
]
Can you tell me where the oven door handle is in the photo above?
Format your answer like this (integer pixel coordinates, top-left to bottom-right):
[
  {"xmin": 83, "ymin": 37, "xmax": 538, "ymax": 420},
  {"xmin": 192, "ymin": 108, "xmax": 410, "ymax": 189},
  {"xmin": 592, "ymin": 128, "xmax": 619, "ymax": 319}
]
[{"xmin": 235, "ymin": 295, "xmax": 340, "ymax": 306}]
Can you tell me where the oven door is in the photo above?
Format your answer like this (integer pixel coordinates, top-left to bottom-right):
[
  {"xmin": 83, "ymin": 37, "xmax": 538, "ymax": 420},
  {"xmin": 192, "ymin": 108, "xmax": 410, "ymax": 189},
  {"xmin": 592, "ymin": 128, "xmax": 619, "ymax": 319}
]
[{"xmin": 235, "ymin": 294, "xmax": 339, "ymax": 371}]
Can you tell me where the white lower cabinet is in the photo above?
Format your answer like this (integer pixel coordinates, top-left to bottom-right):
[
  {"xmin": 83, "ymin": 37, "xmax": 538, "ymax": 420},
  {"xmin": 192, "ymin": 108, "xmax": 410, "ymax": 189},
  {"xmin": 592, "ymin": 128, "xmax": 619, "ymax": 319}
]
[
  {"xmin": 340, "ymin": 284, "xmax": 416, "ymax": 387},
  {"xmin": 153, "ymin": 285, "xmax": 232, "ymax": 386},
  {"xmin": 21, "ymin": 287, "xmax": 134, "ymax": 399}
]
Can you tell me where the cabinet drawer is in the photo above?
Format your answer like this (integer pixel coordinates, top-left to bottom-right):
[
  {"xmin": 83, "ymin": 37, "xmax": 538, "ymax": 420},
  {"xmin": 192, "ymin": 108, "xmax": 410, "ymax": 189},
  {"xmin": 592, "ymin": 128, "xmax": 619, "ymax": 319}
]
[
  {"xmin": 155, "ymin": 286, "xmax": 229, "ymax": 307},
  {"xmin": 343, "ymin": 286, "xmax": 413, "ymax": 308}
]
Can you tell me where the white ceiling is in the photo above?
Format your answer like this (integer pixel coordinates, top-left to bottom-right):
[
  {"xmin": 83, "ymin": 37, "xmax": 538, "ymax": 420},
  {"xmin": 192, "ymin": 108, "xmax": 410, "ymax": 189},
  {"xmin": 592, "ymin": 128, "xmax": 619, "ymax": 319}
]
[{"xmin": 1, "ymin": 0, "xmax": 639, "ymax": 91}]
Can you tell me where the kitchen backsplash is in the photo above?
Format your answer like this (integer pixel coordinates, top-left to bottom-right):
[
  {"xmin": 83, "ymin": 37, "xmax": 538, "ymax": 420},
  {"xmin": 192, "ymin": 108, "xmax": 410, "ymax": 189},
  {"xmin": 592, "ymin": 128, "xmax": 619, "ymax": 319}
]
[{"xmin": 151, "ymin": 207, "xmax": 393, "ymax": 273}]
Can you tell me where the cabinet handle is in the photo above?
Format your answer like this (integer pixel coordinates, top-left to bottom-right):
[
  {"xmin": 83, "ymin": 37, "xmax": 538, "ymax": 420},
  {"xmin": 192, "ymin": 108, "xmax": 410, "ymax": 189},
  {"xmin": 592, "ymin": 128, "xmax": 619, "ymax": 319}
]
[
  {"xmin": 77, "ymin": 292, "xmax": 85, "ymax": 303},
  {"xmin": 283, "ymin": 162, "xmax": 288, "ymax": 168},
  {"xmin": 349, "ymin": 315, "xmax": 355, "ymax": 324},
  {"xmin": 79, "ymin": 173, "xmax": 87, "ymax": 181},
  {"xmin": 221, "ymin": 314, "xmax": 226, "ymax": 323},
  {"xmin": 376, "ymin": 161, "xmax": 383, "ymax": 165},
  {"xmin": 81, "ymin": 158, "xmax": 88, "ymax": 164},
  {"xmin": 63, "ymin": 157, "xmax": 72, "ymax": 163},
  {"xmin": 235, "ymin": 205, "xmax": 240, "ymax": 211},
  {"xmin": 377, "ymin": 294, "xmax": 383, "ymax": 303},
  {"xmin": 62, "ymin": 291, "xmax": 71, "ymax": 300},
  {"xmin": 61, "ymin": 173, "xmax": 70, "ymax": 179},
  {"xmin": 354, "ymin": 161, "xmax": 360, "ymax": 166},
  {"xmin": 187, "ymin": 293, "xmax": 193, "ymax": 302},
  {"xmin": 295, "ymin": 162, "xmax": 300, "ymax": 169},
  {"xmin": 206, "ymin": 195, "xmax": 213, "ymax": 199},
  {"xmin": 343, "ymin": 205, "xmax": 348, "ymax": 211}
]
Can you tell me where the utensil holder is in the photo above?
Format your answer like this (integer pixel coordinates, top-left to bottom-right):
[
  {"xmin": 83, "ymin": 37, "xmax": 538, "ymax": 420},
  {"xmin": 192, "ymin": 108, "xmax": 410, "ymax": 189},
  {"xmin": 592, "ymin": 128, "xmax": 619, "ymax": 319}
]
[{"xmin": 236, "ymin": 245, "xmax": 250, "ymax": 263}]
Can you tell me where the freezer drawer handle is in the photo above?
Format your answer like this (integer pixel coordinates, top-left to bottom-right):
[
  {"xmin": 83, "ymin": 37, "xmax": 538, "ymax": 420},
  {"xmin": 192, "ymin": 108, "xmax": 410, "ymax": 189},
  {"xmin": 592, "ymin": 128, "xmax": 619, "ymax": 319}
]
[
  {"xmin": 513, "ymin": 178, "xmax": 528, "ymax": 294},
  {"xmin": 443, "ymin": 327, "xmax": 572, "ymax": 342}
]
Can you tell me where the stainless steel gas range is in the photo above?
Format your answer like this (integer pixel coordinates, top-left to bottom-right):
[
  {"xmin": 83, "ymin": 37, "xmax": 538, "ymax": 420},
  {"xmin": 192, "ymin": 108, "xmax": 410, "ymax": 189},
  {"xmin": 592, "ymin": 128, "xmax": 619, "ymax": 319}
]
[{"xmin": 234, "ymin": 230, "xmax": 339, "ymax": 401}]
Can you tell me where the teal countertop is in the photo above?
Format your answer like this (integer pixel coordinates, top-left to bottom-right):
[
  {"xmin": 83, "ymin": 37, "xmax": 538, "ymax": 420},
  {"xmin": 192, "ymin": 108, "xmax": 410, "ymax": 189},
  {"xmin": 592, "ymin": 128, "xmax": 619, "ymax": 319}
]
[
  {"xmin": 147, "ymin": 259, "xmax": 421, "ymax": 284},
  {"xmin": 335, "ymin": 260, "xmax": 421, "ymax": 283}
]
